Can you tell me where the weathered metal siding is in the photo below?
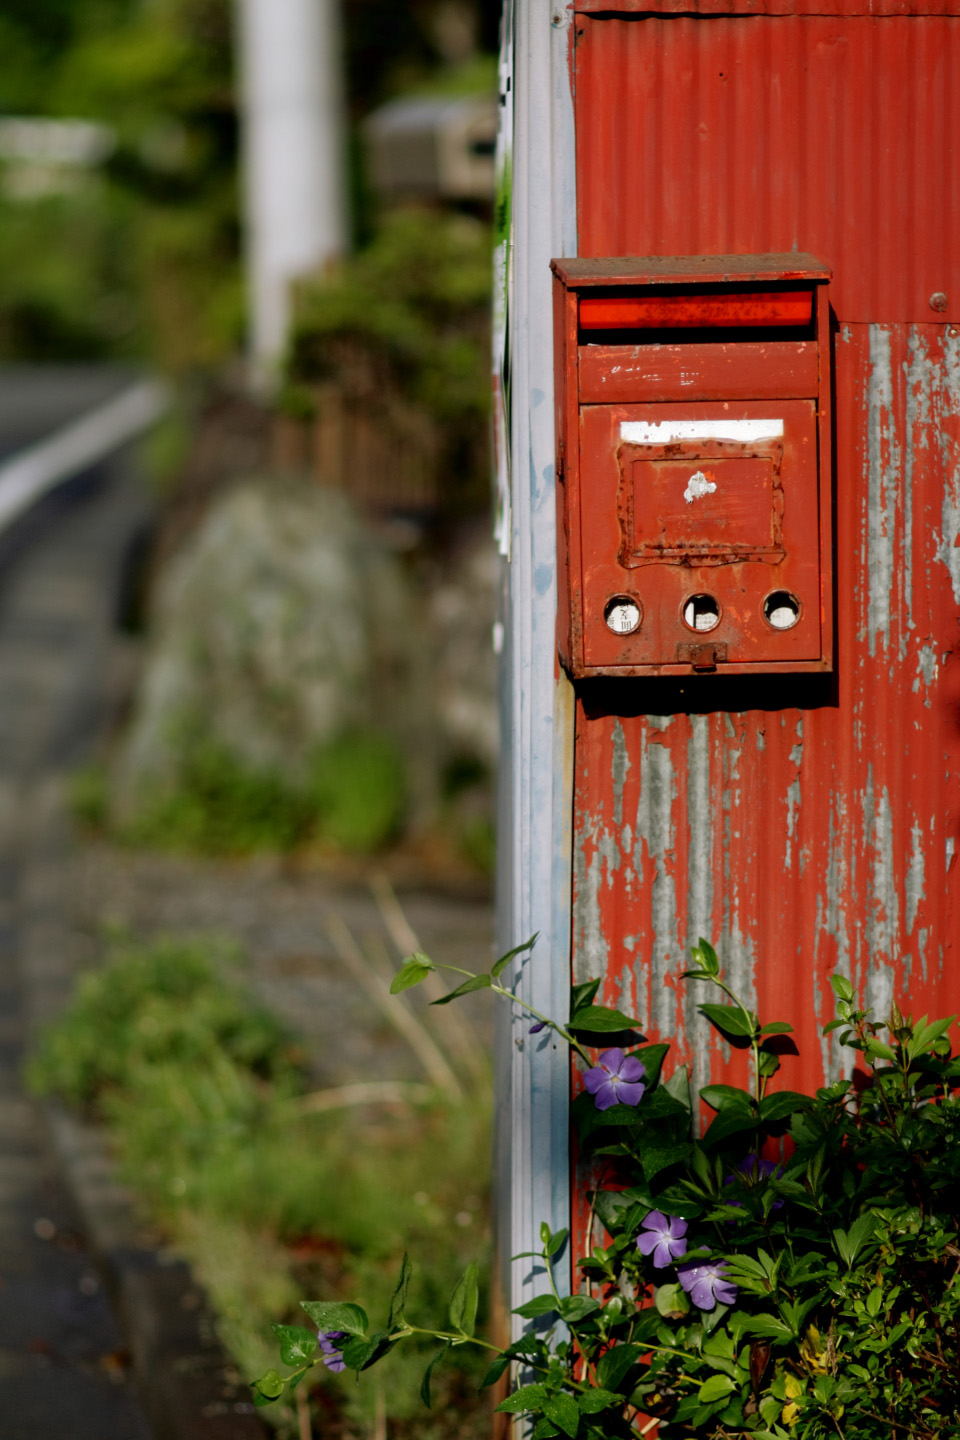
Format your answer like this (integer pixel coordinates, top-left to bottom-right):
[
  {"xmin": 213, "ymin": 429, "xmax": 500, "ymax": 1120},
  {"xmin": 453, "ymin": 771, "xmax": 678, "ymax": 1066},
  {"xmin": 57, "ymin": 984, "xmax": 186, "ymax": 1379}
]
[
  {"xmin": 574, "ymin": 15, "xmax": 960, "ymax": 324},
  {"xmin": 570, "ymin": 15, "xmax": 960, "ymax": 1114}
]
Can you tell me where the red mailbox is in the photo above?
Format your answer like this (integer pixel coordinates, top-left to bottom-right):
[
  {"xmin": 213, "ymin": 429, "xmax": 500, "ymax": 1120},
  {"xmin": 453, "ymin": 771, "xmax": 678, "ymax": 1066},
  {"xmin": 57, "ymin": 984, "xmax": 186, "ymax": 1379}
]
[{"xmin": 552, "ymin": 255, "xmax": 833, "ymax": 677}]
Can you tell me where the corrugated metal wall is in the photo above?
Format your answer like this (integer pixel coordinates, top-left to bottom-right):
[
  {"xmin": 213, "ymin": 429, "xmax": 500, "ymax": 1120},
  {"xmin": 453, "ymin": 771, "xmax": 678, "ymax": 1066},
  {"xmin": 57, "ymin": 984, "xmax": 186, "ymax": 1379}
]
[{"xmin": 570, "ymin": 12, "xmax": 960, "ymax": 1122}]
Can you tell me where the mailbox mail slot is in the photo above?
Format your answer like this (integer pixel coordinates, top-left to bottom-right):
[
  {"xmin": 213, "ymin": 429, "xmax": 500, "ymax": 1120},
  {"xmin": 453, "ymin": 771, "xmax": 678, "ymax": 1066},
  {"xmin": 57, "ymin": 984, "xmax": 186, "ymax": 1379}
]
[{"xmin": 552, "ymin": 255, "xmax": 833, "ymax": 678}]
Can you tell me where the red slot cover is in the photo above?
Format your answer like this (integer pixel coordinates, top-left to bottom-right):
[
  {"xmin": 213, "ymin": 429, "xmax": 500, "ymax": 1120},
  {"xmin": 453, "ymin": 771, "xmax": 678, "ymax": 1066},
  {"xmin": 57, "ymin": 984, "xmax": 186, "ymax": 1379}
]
[{"xmin": 579, "ymin": 290, "xmax": 812, "ymax": 329}]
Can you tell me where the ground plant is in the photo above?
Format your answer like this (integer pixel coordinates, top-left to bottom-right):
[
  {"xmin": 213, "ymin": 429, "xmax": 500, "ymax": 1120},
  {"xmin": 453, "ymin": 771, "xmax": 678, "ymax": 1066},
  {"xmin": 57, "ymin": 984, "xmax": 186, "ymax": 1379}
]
[
  {"xmin": 29, "ymin": 932, "xmax": 492, "ymax": 1440},
  {"xmin": 255, "ymin": 938, "xmax": 960, "ymax": 1439}
]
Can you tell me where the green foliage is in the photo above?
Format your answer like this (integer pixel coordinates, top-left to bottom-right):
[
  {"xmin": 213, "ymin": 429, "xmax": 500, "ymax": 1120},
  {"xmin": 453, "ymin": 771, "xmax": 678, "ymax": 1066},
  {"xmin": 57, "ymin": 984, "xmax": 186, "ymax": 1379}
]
[
  {"xmin": 287, "ymin": 208, "xmax": 492, "ymax": 513},
  {"xmin": 31, "ymin": 928, "xmax": 493, "ymax": 1440},
  {"xmin": 27, "ymin": 933, "xmax": 299, "ymax": 1109},
  {"xmin": 116, "ymin": 726, "xmax": 406, "ymax": 856},
  {"xmin": 256, "ymin": 939, "xmax": 960, "ymax": 1440},
  {"xmin": 306, "ymin": 730, "xmax": 406, "ymax": 852},
  {"xmin": 0, "ymin": 0, "xmax": 240, "ymax": 371}
]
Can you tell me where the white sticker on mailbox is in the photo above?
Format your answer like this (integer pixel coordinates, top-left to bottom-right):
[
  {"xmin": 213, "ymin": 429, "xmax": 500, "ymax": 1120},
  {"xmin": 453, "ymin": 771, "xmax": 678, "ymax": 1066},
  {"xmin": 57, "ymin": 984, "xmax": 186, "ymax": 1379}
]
[{"xmin": 620, "ymin": 418, "xmax": 784, "ymax": 444}]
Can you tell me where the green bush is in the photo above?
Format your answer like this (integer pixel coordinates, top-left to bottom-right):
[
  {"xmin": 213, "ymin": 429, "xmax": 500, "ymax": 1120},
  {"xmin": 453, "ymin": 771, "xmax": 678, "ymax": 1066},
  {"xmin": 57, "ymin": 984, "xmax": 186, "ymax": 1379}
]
[
  {"xmin": 112, "ymin": 727, "xmax": 407, "ymax": 857},
  {"xmin": 27, "ymin": 934, "xmax": 300, "ymax": 1108},
  {"xmin": 287, "ymin": 208, "xmax": 492, "ymax": 514},
  {"xmin": 307, "ymin": 730, "xmax": 406, "ymax": 852}
]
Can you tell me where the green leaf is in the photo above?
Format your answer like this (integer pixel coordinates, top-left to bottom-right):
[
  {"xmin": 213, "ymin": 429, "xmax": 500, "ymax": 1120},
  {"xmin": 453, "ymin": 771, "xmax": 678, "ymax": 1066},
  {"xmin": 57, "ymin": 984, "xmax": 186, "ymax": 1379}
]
[
  {"xmin": 730, "ymin": 1314, "xmax": 794, "ymax": 1341},
  {"xmin": 757, "ymin": 1048, "xmax": 781, "ymax": 1079},
  {"xmin": 596, "ymin": 1343, "xmax": 641, "ymax": 1391},
  {"xmin": 699, "ymin": 1003, "xmax": 754, "ymax": 1038},
  {"xmin": 691, "ymin": 938, "xmax": 720, "ymax": 975},
  {"xmin": 591, "ymin": 1189, "xmax": 634, "ymax": 1230},
  {"xmin": 758, "ymin": 1091, "xmax": 814, "ymax": 1124},
  {"xmin": 449, "ymin": 1260, "xmax": 479, "ymax": 1336},
  {"xmin": 254, "ymin": 1369, "xmax": 286, "ymax": 1401},
  {"xmin": 863, "ymin": 1037, "xmax": 897, "ymax": 1062},
  {"xmin": 568, "ymin": 1005, "xmax": 644, "ymax": 1033},
  {"xmin": 532, "ymin": 1421, "xmax": 560, "ymax": 1440},
  {"xmin": 542, "ymin": 1392, "xmax": 581, "ymax": 1437},
  {"xmin": 699, "ymin": 1083, "xmax": 754, "ymax": 1114},
  {"xmin": 388, "ymin": 1252, "xmax": 412, "ymax": 1330},
  {"xmin": 830, "ymin": 973, "xmax": 855, "ymax": 1002},
  {"xmin": 496, "ymin": 1383, "xmax": 549, "ymax": 1414},
  {"xmin": 271, "ymin": 1324, "xmax": 317, "ymax": 1367},
  {"xmin": 571, "ymin": 977, "xmax": 602, "ymax": 1017},
  {"xmin": 760, "ymin": 1021, "xmax": 794, "ymax": 1035},
  {"xmin": 698, "ymin": 1374, "xmax": 736, "ymax": 1403},
  {"xmin": 301, "ymin": 1301, "xmax": 368, "ymax": 1337},
  {"xmin": 702, "ymin": 1108, "xmax": 759, "ymax": 1149},
  {"xmin": 577, "ymin": 1389, "xmax": 621, "ymax": 1414},
  {"xmin": 513, "ymin": 1294, "xmax": 559, "ymax": 1319},
  {"xmin": 833, "ymin": 1213, "xmax": 876, "ymax": 1268},
  {"xmin": 342, "ymin": 1333, "xmax": 390, "ymax": 1372},
  {"xmin": 558, "ymin": 1295, "xmax": 601, "ymax": 1322},
  {"xmin": 654, "ymin": 1283, "xmax": 689, "ymax": 1319},
  {"xmin": 390, "ymin": 953, "xmax": 436, "ymax": 994},
  {"xmin": 479, "ymin": 1353, "xmax": 511, "ymax": 1390},
  {"xmin": 492, "ymin": 934, "xmax": 539, "ymax": 979},
  {"xmin": 420, "ymin": 1341, "xmax": 451, "ymax": 1408},
  {"xmin": 431, "ymin": 973, "xmax": 492, "ymax": 1005},
  {"xmin": 541, "ymin": 1223, "xmax": 569, "ymax": 1257},
  {"xmin": 910, "ymin": 1015, "xmax": 956, "ymax": 1057},
  {"xmin": 641, "ymin": 1141, "xmax": 694, "ymax": 1181},
  {"xmin": 663, "ymin": 1065, "xmax": 692, "ymax": 1110}
]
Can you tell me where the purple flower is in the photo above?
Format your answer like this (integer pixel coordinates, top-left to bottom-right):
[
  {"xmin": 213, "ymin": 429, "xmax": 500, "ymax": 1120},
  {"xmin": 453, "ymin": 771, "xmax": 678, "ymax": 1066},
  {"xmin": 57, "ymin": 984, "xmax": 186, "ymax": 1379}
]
[
  {"xmin": 318, "ymin": 1330, "xmax": 347, "ymax": 1373},
  {"xmin": 677, "ymin": 1259, "xmax": 738, "ymax": 1312},
  {"xmin": 529, "ymin": 1021, "xmax": 548, "ymax": 1034},
  {"xmin": 636, "ymin": 1210, "xmax": 688, "ymax": 1268},
  {"xmin": 582, "ymin": 1049, "xmax": 646, "ymax": 1111},
  {"xmin": 726, "ymin": 1154, "xmax": 785, "ymax": 1213}
]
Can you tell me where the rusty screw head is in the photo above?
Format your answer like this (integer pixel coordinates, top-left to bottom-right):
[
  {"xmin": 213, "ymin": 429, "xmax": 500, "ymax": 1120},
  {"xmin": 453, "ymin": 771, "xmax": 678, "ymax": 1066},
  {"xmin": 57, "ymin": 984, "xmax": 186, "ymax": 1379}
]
[{"xmin": 930, "ymin": 292, "xmax": 948, "ymax": 313}]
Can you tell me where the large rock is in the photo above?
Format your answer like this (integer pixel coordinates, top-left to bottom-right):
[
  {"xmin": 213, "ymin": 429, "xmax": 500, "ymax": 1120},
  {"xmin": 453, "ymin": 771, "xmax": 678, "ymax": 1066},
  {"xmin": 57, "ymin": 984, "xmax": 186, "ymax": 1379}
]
[{"xmin": 112, "ymin": 479, "xmax": 428, "ymax": 820}]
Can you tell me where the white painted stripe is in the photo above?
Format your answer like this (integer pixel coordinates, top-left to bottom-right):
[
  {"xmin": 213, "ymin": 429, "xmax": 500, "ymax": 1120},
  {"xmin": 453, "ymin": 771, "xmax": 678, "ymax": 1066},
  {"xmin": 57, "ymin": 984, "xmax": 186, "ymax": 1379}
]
[
  {"xmin": 621, "ymin": 417, "xmax": 784, "ymax": 444},
  {"xmin": 0, "ymin": 378, "xmax": 169, "ymax": 535}
]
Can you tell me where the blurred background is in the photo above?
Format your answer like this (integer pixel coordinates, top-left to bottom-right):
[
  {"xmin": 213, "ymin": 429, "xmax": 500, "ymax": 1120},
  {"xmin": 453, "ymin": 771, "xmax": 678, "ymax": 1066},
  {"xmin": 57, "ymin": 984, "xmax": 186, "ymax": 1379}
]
[{"xmin": 0, "ymin": 3, "xmax": 503, "ymax": 1436}]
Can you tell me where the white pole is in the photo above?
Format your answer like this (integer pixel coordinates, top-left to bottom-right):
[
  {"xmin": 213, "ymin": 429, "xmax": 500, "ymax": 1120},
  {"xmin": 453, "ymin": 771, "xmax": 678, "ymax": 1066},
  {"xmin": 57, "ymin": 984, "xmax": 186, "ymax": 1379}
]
[
  {"xmin": 494, "ymin": 0, "xmax": 578, "ymax": 1330},
  {"xmin": 235, "ymin": 0, "xmax": 348, "ymax": 382}
]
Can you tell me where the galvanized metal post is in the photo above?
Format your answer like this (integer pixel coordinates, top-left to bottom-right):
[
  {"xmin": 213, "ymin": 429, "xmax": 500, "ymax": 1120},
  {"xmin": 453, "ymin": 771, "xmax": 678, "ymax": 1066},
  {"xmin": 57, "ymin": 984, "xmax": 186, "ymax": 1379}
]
[{"xmin": 493, "ymin": 0, "xmax": 578, "ymax": 1328}]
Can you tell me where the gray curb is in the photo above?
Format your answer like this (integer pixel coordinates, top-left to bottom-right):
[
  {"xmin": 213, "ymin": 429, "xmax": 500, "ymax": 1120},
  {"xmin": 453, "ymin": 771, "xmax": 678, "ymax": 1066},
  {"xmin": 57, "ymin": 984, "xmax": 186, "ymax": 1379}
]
[{"xmin": 43, "ymin": 1104, "xmax": 270, "ymax": 1440}]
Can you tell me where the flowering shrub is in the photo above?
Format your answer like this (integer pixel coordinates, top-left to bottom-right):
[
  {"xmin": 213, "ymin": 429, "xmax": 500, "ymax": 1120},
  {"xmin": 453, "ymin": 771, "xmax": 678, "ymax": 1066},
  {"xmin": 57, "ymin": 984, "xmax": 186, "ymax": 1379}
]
[{"xmin": 254, "ymin": 938, "xmax": 960, "ymax": 1439}]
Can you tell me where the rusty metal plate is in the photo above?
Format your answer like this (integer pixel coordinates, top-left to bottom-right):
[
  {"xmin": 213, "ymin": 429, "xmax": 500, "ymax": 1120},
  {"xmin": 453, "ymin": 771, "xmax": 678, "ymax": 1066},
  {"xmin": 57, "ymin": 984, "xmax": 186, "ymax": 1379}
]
[{"xmin": 579, "ymin": 400, "xmax": 822, "ymax": 669}]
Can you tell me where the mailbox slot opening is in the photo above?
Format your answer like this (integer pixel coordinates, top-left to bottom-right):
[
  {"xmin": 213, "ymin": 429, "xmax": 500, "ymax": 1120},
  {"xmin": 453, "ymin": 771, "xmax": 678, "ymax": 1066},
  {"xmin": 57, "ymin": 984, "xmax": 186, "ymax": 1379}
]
[{"xmin": 579, "ymin": 284, "xmax": 817, "ymax": 346}]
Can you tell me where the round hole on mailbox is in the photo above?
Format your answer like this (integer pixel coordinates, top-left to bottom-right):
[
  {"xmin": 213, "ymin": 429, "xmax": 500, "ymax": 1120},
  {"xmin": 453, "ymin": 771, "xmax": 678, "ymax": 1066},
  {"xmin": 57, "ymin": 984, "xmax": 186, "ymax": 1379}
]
[
  {"xmin": 763, "ymin": 591, "xmax": 801, "ymax": 630},
  {"xmin": 682, "ymin": 594, "xmax": 721, "ymax": 633},
  {"xmin": 604, "ymin": 595, "xmax": 642, "ymax": 635}
]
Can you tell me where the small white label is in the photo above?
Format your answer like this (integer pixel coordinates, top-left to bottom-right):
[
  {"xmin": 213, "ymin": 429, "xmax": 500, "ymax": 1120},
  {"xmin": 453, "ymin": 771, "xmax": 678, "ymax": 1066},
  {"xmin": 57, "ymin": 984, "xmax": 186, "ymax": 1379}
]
[
  {"xmin": 621, "ymin": 418, "xmax": 784, "ymax": 444},
  {"xmin": 604, "ymin": 597, "xmax": 641, "ymax": 635},
  {"xmin": 684, "ymin": 470, "xmax": 717, "ymax": 504}
]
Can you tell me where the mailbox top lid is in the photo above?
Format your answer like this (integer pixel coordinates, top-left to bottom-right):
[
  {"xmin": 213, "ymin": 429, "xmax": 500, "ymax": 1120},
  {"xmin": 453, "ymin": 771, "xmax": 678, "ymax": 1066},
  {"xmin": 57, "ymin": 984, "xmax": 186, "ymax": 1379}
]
[{"xmin": 551, "ymin": 253, "xmax": 832, "ymax": 288}]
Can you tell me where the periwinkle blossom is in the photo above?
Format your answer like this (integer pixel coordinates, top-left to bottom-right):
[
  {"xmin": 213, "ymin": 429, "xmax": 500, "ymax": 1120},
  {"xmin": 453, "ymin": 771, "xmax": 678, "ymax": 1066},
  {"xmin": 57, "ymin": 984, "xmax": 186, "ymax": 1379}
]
[
  {"xmin": 529, "ymin": 1021, "xmax": 548, "ymax": 1034},
  {"xmin": 726, "ymin": 1153, "xmax": 785, "ymax": 1213},
  {"xmin": 318, "ymin": 1330, "xmax": 347, "ymax": 1373},
  {"xmin": 582, "ymin": 1048, "xmax": 646, "ymax": 1111},
  {"xmin": 636, "ymin": 1210, "xmax": 688, "ymax": 1268},
  {"xmin": 677, "ymin": 1258, "xmax": 738, "ymax": 1311}
]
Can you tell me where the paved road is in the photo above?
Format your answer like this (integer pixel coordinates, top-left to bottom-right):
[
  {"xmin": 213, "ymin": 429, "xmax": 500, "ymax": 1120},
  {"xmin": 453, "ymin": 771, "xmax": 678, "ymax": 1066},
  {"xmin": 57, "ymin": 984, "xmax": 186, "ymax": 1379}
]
[{"xmin": 0, "ymin": 374, "xmax": 156, "ymax": 1439}]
